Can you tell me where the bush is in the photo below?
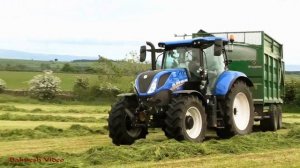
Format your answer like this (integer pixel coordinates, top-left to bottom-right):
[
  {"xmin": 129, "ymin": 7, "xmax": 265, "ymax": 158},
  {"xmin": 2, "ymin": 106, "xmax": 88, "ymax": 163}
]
[
  {"xmin": 91, "ymin": 83, "xmax": 121, "ymax": 98},
  {"xmin": 284, "ymin": 80, "xmax": 297, "ymax": 103},
  {"xmin": 61, "ymin": 63, "xmax": 74, "ymax": 72},
  {"xmin": 0, "ymin": 78, "xmax": 6, "ymax": 93},
  {"xmin": 28, "ymin": 71, "xmax": 61, "ymax": 100},
  {"xmin": 73, "ymin": 77, "xmax": 90, "ymax": 99},
  {"xmin": 73, "ymin": 77, "xmax": 91, "ymax": 100}
]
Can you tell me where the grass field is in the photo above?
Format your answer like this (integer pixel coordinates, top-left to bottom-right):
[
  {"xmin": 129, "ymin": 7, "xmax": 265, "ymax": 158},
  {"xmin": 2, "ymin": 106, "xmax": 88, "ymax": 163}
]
[
  {"xmin": 0, "ymin": 94, "xmax": 299, "ymax": 167},
  {"xmin": 0, "ymin": 70, "xmax": 134, "ymax": 91}
]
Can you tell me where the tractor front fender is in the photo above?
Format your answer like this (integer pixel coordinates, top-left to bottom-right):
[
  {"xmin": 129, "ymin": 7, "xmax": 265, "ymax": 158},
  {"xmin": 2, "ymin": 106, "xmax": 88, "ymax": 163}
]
[{"xmin": 213, "ymin": 71, "xmax": 253, "ymax": 96}]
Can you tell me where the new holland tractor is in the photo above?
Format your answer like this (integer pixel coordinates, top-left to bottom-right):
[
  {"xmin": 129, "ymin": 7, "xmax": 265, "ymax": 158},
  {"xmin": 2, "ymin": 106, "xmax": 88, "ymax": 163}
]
[{"xmin": 108, "ymin": 31, "xmax": 284, "ymax": 145}]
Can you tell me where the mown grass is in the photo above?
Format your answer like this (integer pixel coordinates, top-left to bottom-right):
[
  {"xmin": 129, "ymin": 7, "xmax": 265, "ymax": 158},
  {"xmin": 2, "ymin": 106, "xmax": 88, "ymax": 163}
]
[
  {"xmin": 0, "ymin": 125, "xmax": 107, "ymax": 141},
  {"xmin": 0, "ymin": 124, "xmax": 299, "ymax": 167},
  {"xmin": 0, "ymin": 111, "xmax": 107, "ymax": 119},
  {"xmin": 128, "ymin": 148, "xmax": 300, "ymax": 168},
  {"xmin": 0, "ymin": 113, "xmax": 106, "ymax": 123},
  {"xmin": 0, "ymin": 120, "xmax": 102, "ymax": 130},
  {"xmin": 0, "ymin": 104, "xmax": 109, "ymax": 114}
]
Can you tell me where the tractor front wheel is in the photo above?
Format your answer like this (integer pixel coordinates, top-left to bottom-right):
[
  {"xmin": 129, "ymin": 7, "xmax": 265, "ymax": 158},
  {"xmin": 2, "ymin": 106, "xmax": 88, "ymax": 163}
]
[
  {"xmin": 108, "ymin": 97, "xmax": 148, "ymax": 145},
  {"xmin": 164, "ymin": 95, "xmax": 207, "ymax": 142}
]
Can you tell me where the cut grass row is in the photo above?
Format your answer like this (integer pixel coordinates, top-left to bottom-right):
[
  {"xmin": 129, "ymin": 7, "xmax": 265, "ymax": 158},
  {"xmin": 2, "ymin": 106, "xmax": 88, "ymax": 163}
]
[
  {"xmin": 0, "ymin": 120, "xmax": 102, "ymax": 130},
  {"xmin": 0, "ymin": 111, "xmax": 107, "ymax": 119},
  {"xmin": 0, "ymin": 124, "xmax": 299, "ymax": 167},
  {"xmin": 0, "ymin": 124, "xmax": 107, "ymax": 141},
  {"xmin": 0, "ymin": 113, "xmax": 106, "ymax": 123},
  {"xmin": 0, "ymin": 104, "xmax": 110, "ymax": 114}
]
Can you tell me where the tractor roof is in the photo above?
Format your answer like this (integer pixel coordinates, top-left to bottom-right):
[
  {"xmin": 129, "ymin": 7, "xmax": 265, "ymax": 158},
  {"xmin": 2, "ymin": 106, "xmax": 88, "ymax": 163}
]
[{"xmin": 158, "ymin": 36, "xmax": 228, "ymax": 48}]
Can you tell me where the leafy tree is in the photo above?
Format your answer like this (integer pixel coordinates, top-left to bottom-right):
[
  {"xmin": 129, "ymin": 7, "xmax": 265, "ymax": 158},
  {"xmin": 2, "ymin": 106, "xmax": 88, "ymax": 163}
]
[
  {"xmin": 40, "ymin": 63, "xmax": 51, "ymax": 71},
  {"xmin": 97, "ymin": 56, "xmax": 122, "ymax": 80},
  {"xmin": 15, "ymin": 64, "xmax": 27, "ymax": 71},
  {"xmin": 284, "ymin": 80, "xmax": 296, "ymax": 103},
  {"xmin": 61, "ymin": 63, "xmax": 74, "ymax": 72},
  {"xmin": 73, "ymin": 77, "xmax": 90, "ymax": 100}
]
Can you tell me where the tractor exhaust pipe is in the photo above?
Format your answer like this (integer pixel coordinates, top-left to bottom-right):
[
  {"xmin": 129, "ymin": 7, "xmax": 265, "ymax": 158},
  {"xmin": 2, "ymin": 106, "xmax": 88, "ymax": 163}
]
[{"xmin": 146, "ymin": 41, "xmax": 156, "ymax": 70}]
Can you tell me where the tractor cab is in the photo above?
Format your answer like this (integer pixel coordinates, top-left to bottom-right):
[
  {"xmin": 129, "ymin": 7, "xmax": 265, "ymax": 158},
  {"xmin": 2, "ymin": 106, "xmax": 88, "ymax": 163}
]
[
  {"xmin": 137, "ymin": 37, "xmax": 229, "ymax": 105},
  {"xmin": 159, "ymin": 38, "xmax": 228, "ymax": 94}
]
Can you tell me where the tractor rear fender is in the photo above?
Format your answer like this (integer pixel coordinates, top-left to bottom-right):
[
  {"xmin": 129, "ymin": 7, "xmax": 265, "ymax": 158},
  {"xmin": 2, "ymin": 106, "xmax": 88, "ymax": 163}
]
[
  {"xmin": 213, "ymin": 71, "xmax": 253, "ymax": 96},
  {"xmin": 173, "ymin": 90, "xmax": 206, "ymax": 105}
]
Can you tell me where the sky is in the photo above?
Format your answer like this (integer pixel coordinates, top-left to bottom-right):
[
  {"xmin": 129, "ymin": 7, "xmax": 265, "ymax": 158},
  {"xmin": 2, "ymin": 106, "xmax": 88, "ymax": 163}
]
[{"xmin": 0, "ymin": 0, "xmax": 299, "ymax": 65}]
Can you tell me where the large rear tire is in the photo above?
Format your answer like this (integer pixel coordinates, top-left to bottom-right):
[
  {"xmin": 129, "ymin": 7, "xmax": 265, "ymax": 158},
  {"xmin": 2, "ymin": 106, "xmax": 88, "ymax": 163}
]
[
  {"xmin": 217, "ymin": 80, "xmax": 254, "ymax": 138},
  {"xmin": 108, "ymin": 97, "xmax": 148, "ymax": 145},
  {"xmin": 164, "ymin": 95, "xmax": 207, "ymax": 142},
  {"xmin": 277, "ymin": 105, "xmax": 283, "ymax": 130},
  {"xmin": 260, "ymin": 104, "xmax": 278, "ymax": 131}
]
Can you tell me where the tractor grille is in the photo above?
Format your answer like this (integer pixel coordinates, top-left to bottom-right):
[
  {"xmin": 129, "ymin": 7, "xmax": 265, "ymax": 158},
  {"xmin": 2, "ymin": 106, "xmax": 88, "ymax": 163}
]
[
  {"xmin": 157, "ymin": 73, "xmax": 170, "ymax": 89},
  {"xmin": 138, "ymin": 71, "xmax": 158, "ymax": 93}
]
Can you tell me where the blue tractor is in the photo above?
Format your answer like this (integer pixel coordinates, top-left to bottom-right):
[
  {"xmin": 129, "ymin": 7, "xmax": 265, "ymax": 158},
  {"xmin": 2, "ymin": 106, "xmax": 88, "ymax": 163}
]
[{"xmin": 108, "ymin": 35, "xmax": 254, "ymax": 145}]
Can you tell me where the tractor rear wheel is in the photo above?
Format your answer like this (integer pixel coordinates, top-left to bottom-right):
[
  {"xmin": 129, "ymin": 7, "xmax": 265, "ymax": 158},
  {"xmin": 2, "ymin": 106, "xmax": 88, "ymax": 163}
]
[
  {"xmin": 217, "ymin": 80, "xmax": 254, "ymax": 138},
  {"xmin": 108, "ymin": 97, "xmax": 148, "ymax": 145},
  {"xmin": 164, "ymin": 95, "xmax": 207, "ymax": 142}
]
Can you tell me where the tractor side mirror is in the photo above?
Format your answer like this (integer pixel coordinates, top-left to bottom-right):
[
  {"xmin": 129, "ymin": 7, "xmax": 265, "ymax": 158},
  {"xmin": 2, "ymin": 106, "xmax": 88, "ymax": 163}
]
[
  {"xmin": 140, "ymin": 45, "xmax": 146, "ymax": 62},
  {"xmin": 214, "ymin": 40, "xmax": 223, "ymax": 56}
]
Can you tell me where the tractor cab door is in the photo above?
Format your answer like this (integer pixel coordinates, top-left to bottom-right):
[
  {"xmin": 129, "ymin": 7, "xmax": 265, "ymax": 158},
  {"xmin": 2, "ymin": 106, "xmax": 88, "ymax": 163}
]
[{"xmin": 203, "ymin": 45, "xmax": 226, "ymax": 95}]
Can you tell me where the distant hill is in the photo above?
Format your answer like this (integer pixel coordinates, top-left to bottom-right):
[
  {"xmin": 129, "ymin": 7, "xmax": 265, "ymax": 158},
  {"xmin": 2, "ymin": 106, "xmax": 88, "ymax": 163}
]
[{"xmin": 0, "ymin": 49, "xmax": 97, "ymax": 61}]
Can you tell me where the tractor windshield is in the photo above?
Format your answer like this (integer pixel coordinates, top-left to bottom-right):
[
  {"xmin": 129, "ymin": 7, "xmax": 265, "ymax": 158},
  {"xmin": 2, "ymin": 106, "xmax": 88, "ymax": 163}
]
[{"xmin": 162, "ymin": 47, "xmax": 200, "ymax": 70}]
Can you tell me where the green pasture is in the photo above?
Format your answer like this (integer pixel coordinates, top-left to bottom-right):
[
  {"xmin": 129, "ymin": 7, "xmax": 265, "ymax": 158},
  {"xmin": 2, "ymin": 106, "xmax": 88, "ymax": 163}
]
[
  {"xmin": 0, "ymin": 58, "xmax": 96, "ymax": 71},
  {"xmin": 0, "ymin": 71, "xmax": 134, "ymax": 91}
]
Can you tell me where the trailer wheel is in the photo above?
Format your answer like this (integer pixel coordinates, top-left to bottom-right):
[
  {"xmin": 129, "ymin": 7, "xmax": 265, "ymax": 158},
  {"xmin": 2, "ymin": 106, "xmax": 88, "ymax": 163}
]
[
  {"xmin": 260, "ymin": 105, "xmax": 278, "ymax": 131},
  {"xmin": 277, "ymin": 105, "xmax": 282, "ymax": 130},
  {"xmin": 218, "ymin": 80, "xmax": 254, "ymax": 138},
  {"xmin": 108, "ymin": 97, "xmax": 148, "ymax": 145},
  {"xmin": 164, "ymin": 95, "xmax": 207, "ymax": 142}
]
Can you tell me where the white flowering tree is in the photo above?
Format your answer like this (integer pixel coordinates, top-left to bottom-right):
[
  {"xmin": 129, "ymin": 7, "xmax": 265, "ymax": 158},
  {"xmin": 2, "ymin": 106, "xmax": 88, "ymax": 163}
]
[
  {"xmin": 29, "ymin": 71, "xmax": 61, "ymax": 100},
  {"xmin": 0, "ymin": 78, "xmax": 6, "ymax": 93}
]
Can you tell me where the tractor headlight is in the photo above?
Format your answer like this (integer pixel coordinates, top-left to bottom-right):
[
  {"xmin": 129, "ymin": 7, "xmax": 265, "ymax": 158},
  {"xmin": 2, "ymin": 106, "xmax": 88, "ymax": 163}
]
[{"xmin": 147, "ymin": 78, "xmax": 158, "ymax": 94}]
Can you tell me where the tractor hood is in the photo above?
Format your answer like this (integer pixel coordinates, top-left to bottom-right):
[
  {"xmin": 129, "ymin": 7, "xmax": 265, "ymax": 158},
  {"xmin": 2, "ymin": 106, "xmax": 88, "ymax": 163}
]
[{"xmin": 135, "ymin": 68, "xmax": 188, "ymax": 96}]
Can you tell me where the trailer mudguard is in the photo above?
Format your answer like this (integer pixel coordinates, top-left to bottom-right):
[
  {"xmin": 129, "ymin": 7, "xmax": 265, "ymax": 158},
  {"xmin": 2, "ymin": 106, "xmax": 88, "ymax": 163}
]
[{"xmin": 213, "ymin": 71, "xmax": 252, "ymax": 96}]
